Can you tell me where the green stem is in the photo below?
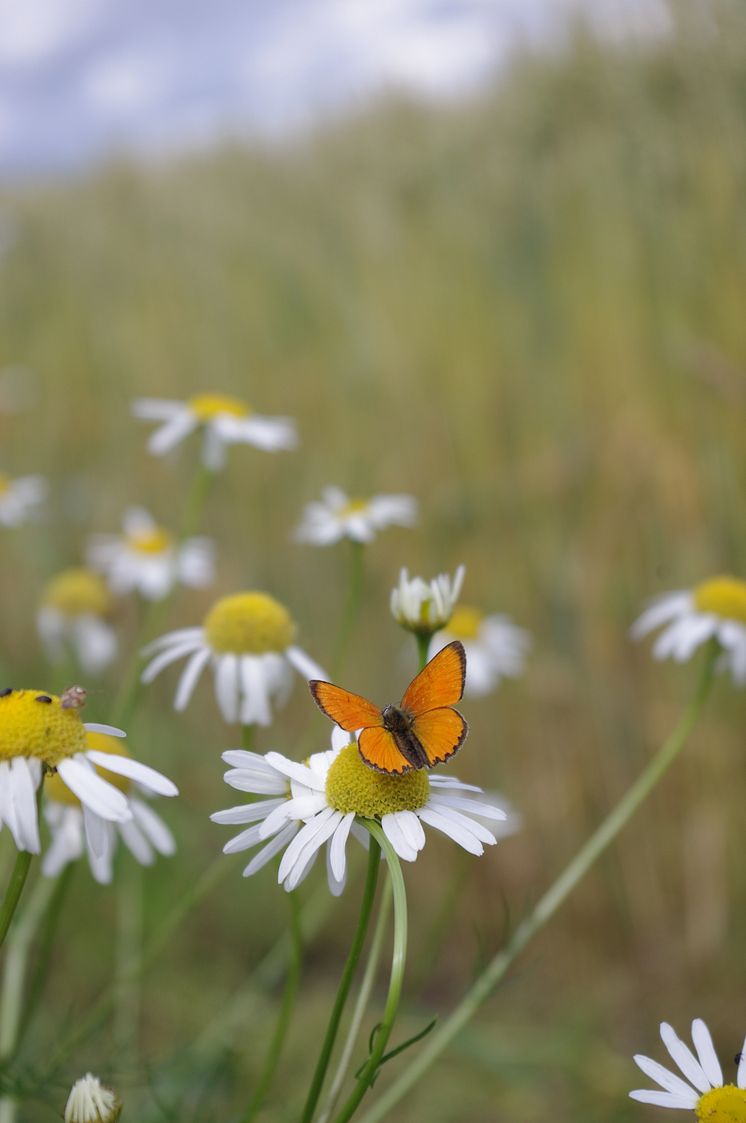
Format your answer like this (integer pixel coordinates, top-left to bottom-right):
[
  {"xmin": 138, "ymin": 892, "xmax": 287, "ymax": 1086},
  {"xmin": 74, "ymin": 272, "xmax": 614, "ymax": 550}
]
[
  {"xmin": 318, "ymin": 880, "xmax": 393, "ymax": 1123},
  {"xmin": 241, "ymin": 892, "xmax": 303, "ymax": 1123},
  {"xmin": 414, "ymin": 633, "xmax": 432, "ymax": 673},
  {"xmin": 15, "ymin": 865, "xmax": 74, "ymax": 1050},
  {"xmin": 241, "ymin": 725, "xmax": 255, "ymax": 751},
  {"xmin": 332, "ymin": 541, "xmax": 365, "ymax": 677},
  {"xmin": 114, "ymin": 860, "xmax": 143, "ymax": 1070},
  {"xmin": 0, "ymin": 786, "xmax": 43, "ymax": 951},
  {"xmin": 330, "ymin": 824, "xmax": 407, "ymax": 1123},
  {"xmin": 299, "ymin": 839, "xmax": 381, "ymax": 1123},
  {"xmin": 179, "ymin": 462, "xmax": 215, "ymax": 542},
  {"xmin": 357, "ymin": 649, "xmax": 718, "ymax": 1123}
]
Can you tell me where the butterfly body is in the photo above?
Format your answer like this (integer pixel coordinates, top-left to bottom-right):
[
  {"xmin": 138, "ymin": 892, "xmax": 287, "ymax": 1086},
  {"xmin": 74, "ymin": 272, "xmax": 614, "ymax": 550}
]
[{"xmin": 310, "ymin": 640, "xmax": 468, "ymax": 775}]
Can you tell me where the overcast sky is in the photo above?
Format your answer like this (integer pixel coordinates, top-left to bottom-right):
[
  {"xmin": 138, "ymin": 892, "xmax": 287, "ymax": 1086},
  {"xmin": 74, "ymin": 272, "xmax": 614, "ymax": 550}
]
[{"xmin": 0, "ymin": 0, "xmax": 669, "ymax": 178}]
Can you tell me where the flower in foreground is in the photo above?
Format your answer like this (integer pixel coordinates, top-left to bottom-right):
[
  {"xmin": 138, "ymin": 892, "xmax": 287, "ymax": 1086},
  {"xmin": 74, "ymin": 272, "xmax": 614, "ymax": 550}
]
[
  {"xmin": 390, "ymin": 565, "xmax": 465, "ymax": 636},
  {"xmin": 431, "ymin": 605, "xmax": 530, "ymax": 697},
  {"xmin": 632, "ymin": 577, "xmax": 746, "ymax": 685},
  {"xmin": 212, "ymin": 734, "xmax": 506, "ymax": 894},
  {"xmin": 142, "ymin": 591, "xmax": 324, "ymax": 725},
  {"xmin": 630, "ymin": 1018, "xmax": 746, "ymax": 1118},
  {"xmin": 295, "ymin": 487, "xmax": 417, "ymax": 545},
  {"xmin": 132, "ymin": 393, "xmax": 297, "ymax": 470},
  {"xmin": 0, "ymin": 687, "xmax": 177, "ymax": 854},
  {"xmin": 43, "ymin": 731, "xmax": 176, "ymax": 883},
  {"xmin": 0, "ymin": 472, "xmax": 45, "ymax": 527},
  {"xmin": 87, "ymin": 506, "xmax": 214, "ymax": 601},
  {"xmin": 37, "ymin": 568, "xmax": 117, "ymax": 674},
  {"xmin": 64, "ymin": 1073, "xmax": 121, "ymax": 1123}
]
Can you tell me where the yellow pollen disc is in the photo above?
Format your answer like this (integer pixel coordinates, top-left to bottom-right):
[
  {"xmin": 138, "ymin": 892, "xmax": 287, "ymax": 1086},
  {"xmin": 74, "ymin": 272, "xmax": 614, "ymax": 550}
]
[
  {"xmin": 41, "ymin": 568, "xmax": 112, "ymax": 617},
  {"xmin": 46, "ymin": 732, "xmax": 131, "ymax": 805},
  {"xmin": 339, "ymin": 499, "xmax": 370, "ymax": 517},
  {"xmin": 126, "ymin": 527, "xmax": 172, "ymax": 555},
  {"xmin": 0, "ymin": 473, "xmax": 10, "ymax": 496},
  {"xmin": 204, "ymin": 592, "xmax": 296, "ymax": 654},
  {"xmin": 188, "ymin": 393, "xmax": 250, "ymax": 421},
  {"xmin": 0, "ymin": 689, "xmax": 87, "ymax": 767},
  {"xmin": 446, "ymin": 605, "xmax": 484, "ymax": 641},
  {"xmin": 694, "ymin": 577, "xmax": 746, "ymax": 625},
  {"xmin": 325, "ymin": 742, "xmax": 429, "ymax": 818},
  {"xmin": 696, "ymin": 1085, "xmax": 746, "ymax": 1121}
]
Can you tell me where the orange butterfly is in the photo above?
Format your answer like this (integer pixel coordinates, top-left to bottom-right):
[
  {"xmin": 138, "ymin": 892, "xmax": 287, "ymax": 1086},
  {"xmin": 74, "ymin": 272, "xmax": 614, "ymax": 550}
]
[{"xmin": 309, "ymin": 640, "xmax": 468, "ymax": 775}]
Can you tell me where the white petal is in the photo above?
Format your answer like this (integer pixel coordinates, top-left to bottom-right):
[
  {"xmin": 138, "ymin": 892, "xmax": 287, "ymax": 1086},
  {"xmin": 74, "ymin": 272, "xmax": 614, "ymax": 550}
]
[
  {"xmin": 630, "ymin": 592, "xmax": 692, "ymax": 638},
  {"xmin": 278, "ymin": 808, "xmax": 341, "ymax": 890},
  {"xmin": 264, "ymin": 752, "xmax": 325, "ymax": 791},
  {"xmin": 214, "ymin": 654, "xmax": 240, "ymax": 722},
  {"xmin": 286, "ymin": 646, "xmax": 326, "ymax": 681},
  {"xmin": 691, "ymin": 1019, "xmax": 723, "ymax": 1087},
  {"xmin": 424, "ymin": 802, "xmax": 497, "ymax": 846},
  {"xmin": 329, "ymin": 812, "xmax": 354, "ymax": 882},
  {"xmin": 131, "ymin": 398, "xmax": 182, "ymax": 420},
  {"xmin": 660, "ymin": 1022, "xmax": 711, "ymax": 1093},
  {"xmin": 85, "ymin": 751, "xmax": 178, "ymax": 797},
  {"xmin": 394, "ymin": 810, "xmax": 426, "ymax": 852},
  {"xmin": 131, "ymin": 798, "xmax": 176, "ymax": 856},
  {"xmin": 238, "ymin": 656, "xmax": 272, "ymax": 727},
  {"xmin": 120, "ymin": 818, "xmax": 155, "ymax": 865},
  {"xmin": 737, "ymin": 1035, "xmax": 746, "ymax": 1088},
  {"xmin": 381, "ymin": 813, "xmax": 419, "ymax": 862},
  {"xmin": 10, "ymin": 757, "xmax": 40, "ymax": 853},
  {"xmin": 629, "ymin": 1089, "xmax": 698, "ymax": 1108},
  {"xmin": 210, "ymin": 799, "xmax": 285, "ymax": 826},
  {"xmin": 428, "ymin": 793, "xmax": 507, "ymax": 821},
  {"xmin": 82, "ymin": 804, "xmax": 110, "ymax": 859},
  {"xmin": 141, "ymin": 638, "xmax": 204, "ymax": 684},
  {"xmin": 57, "ymin": 756, "xmax": 131, "ymax": 822},
  {"xmin": 141, "ymin": 627, "xmax": 205, "ymax": 656},
  {"xmin": 83, "ymin": 723, "xmax": 126, "ymax": 738},
  {"xmin": 224, "ymin": 823, "xmax": 266, "ymax": 854},
  {"xmin": 148, "ymin": 410, "xmax": 197, "ymax": 455},
  {"xmin": 242, "ymin": 823, "xmax": 298, "ymax": 878},
  {"xmin": 173, "ymin": 647, "xmax": 212, "ymax": 710},
  {"xmin": 633, "ymin": 1055, "xmax": 699, "ymax": 1100},
  {"xmin": 416, "ymin": 805, "xmax": 484, "ymax": 855}
]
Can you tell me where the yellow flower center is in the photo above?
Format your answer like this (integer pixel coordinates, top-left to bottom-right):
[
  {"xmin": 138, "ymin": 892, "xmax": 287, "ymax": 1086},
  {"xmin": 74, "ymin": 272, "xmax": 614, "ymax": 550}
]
[
  {"xmin": 325, "ymin": 742, "xmax": 429, "ymax": 817},
  {"xmin": 204, "ymin": 592, "xmax": 296, "ymax": 654},
  {"xmin": 41, "ymin": 569, "xmax": 112, "ymax": 617},
  {"xmin": 188, "ymin": 393, "xmax": 250, "ymax": 421},
  {"xmin": 446, "ymin": 605, "xmax": 484, "ymax": 641},
  {"xmin": 694, "ymin": 577, "xmax": 746, "ymax": 625},
  {"xmin": 46, "ymin": 732, "xmax": 131, "ymax": 805},
  {"xmin": 696, "ymin": 1086, "xmax": 746, "ymax": 1121},
  {"xmin": 0, "ymin": 689, "xmax": 87, "ymax": 767},
  {"xmin": 126, "ymin": 527, "xmax": 172, "ymax": 555},
  {"xmin": 0, "ymin": 473, "xmax": 10, "ymax": 496},
  {"xmin": 339, "ymin": 499, "xmax": 370, "ymax": 517}
]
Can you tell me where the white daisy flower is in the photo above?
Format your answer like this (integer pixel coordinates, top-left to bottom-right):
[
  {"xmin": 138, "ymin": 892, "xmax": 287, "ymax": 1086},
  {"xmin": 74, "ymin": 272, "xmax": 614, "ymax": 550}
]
[
  {"xmin": 42, "ymin": 730, "xmax": 176, "ymax": 884},
  {"xmin": 141, "ymin": 591, "xmax": 324, "ymax": 726},
  {"xmin": 0, "ymin": 687, "xmax": 177, "ymax": 855},
  {"xmin": 295, "ymin": 487, "xmax": 417, "ymax": 546},
  {"xmin": 37, "ymin": 568, "xmax": 118, "ymax": 675},
  {"xmin": 64, "ymin": 1073, "xmax": 121, "ymax": 1123},
  {"xmin": 430, "ymin": 605, "xmax": 530, "ymax": 697},
  {"xmin": 390, "ymin": 565, "xmax": 465, "ymax": 636},
  {"xmin": 630, "ymin": 1017, "xmax": 746, "ymax": 1117},
  {"xmin": 132, "ymin": 393, "xmax": 297, "ymax": 471},
  {"xmin": 632, "ymin": 577, "xmax": 746, "ymax": 685},
  {"xmin": 212, "ymin": 732, "xmax": 506, "ymax": 894},
  {"xmin": 87, "ymin": 506, "xmax": 214, "ymax": 601},
  {"xmin": 0, "ymin": 473, "xmax": 45, "ymax": 527}
]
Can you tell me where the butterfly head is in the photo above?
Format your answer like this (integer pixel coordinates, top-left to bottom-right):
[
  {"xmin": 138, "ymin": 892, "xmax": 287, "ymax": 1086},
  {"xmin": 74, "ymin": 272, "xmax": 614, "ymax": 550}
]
[{"xmin": 381, "ymin": 704, "xmax": 413, "ymax": 735}]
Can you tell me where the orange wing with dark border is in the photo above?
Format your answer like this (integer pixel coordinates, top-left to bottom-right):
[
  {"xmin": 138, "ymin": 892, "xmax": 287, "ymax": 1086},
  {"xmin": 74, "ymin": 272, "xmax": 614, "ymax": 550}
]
[
  {"xmin": 409, "ymin": 707, "xmax": 468, "ymax": 768},
  {"xmin": 358, "ymin": 727, "xmax": 412, "ymax": 775},
  {"xmin": 400, "ymin": 641, "xmax": 466, "ymax": 716},
  {"xmin": 309, "ymin": 681, "xmax": 382, "ymax": 732}
]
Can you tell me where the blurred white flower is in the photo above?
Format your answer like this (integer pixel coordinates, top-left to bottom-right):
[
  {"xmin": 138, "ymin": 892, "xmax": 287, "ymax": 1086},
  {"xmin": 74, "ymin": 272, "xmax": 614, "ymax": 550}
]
[
  {"xmin": 0, "ymin": 473, "xmax": 45, "ymax": 527},
  {"xmin": 632, "ymin": 576, "xmax": 746, "ymax": 685},
  {"xmin": 141, "ymin": 591, "xmax": 324, "ymax": 726},
  {"xmin": 431, "ymin": 606, "xmax": 530, "ymax": 696},
  {"xmin": 37, "ymin": 568, "xmax": 117, "ymax": 674},
  {"xmin": 87, "ymin": 506, "xmax": 214, "ymax": 601},
  {"xmin": 64, "ymin": 1072, "xmax": 121, "ymax": 1122},
  {"xmin": 630, "ymin": 1017, "xmax": 746, "ymax": 1115},
  {"xmin": 43, "ymin": 730, "xmax": 176, "ymax": 884},
  {"xmin": 391, "ymin": 565, "xmax": 465, "ymax": 635},
  {"xmin": 132, "ymin": 393, "xmax": 297, "ymax": 470},
  {"xmin": 296, "ymin": 487, "xmax": 417, "ymax": 545}
]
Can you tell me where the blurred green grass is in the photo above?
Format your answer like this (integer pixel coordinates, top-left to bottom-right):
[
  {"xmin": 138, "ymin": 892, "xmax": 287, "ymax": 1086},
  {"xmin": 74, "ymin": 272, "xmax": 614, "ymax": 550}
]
[{"xmin": 2, "ymin": 4, "xmax": 746, "ymax": 1120}]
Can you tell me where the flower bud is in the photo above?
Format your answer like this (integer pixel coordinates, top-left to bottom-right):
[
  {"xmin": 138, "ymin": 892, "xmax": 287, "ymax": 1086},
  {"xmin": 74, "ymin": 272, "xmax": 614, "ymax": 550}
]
[
  {"xmin": 390, "ymin": 565, "xmax": 465, "ymax": 636},
  {"xmin": 64, "ymin": 1073, "xmax": 121, "ymax": 1123}
]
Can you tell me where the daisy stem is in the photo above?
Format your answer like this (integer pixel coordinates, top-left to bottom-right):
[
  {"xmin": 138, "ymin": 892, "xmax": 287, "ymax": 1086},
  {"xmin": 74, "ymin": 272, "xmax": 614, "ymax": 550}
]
[
  {"xmin": 330, "ymin": 823, "xmax": 407, "ymax": 1123},
  {"xmin": 241, "ymin": 724, "xmax": 255, "ymax": 751},
  {"xmin": 299, "ymin": 838, "xmax": 381, "ymax": 1123},
  {"xmin": 355, "ymin": 647, "xmax": 718, "ymax": 1123},
  {"xmin": 415, "ymin": 633, "xmax": 431, "ymax": 672},
  {"xmin": 241, "ymin": 891, "xmax": 303, "ymax": 1123},
  {"xmin": 317, "ymin": 879, "xmax": 393, "ymax": 1123},
  {"xmin": 14, "ymin": 864, "xmax": 75, "ymax": 1051},
  {"xmin": 0, "ymin": 786, "xmax": 44, "ymax": 951},
  {"xmin": 180, "ymin": 462, "xmax": 215, "ymax": 542},
  {"xmin": 333, "ymin": 541, "xmax": 365, "ymax": 677}
]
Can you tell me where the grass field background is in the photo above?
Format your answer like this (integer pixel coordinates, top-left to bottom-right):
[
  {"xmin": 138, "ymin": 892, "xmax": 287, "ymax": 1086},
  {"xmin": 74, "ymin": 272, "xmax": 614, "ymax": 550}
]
[{"xmin": 1, "ymin": 4, "xmax": 746, "ymax": 1119}]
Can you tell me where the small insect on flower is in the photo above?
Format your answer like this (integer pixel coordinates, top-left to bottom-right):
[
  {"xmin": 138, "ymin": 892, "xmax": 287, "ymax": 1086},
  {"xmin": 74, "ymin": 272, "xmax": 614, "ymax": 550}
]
[
  {"xmin": 61, "ymin": 685, "xmax": 87, "ymax": 709},
  {"xmin": 630, "ymin": 1017, "xmax": 746, "ymax": 1120},
  {"xmin": 310, "ymin": 641, "xmax": 467, "ymax": 775}
]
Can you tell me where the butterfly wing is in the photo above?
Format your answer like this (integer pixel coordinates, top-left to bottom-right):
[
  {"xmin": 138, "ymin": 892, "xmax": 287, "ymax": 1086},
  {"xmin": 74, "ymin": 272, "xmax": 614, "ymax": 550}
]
[
  {"xmin": 409, "ymin": 706, "xmax": 468, "ymax": 767},
  {"xmin": 309, "ymin": 681, "xmax": 382, "ymax": 732},
  {"xmin": 358, "ymin": 726, "xmax": 413, "ymax": 775},
  {"xmin": 400, "ymin": 640, "xmax": 466, "ymax": 716}
]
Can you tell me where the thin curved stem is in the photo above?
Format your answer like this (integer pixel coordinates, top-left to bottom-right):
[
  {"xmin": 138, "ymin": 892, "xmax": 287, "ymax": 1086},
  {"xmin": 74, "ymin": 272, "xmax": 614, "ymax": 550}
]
[
  {"xmin": 318, "ymin": 881, "xmax": 393, "ymax": 1123},
  {"xmin": 299, "ymin": 839, "xmax": 381, "ymax": 1123},
  {"xmin": 241, "ymin": 892, "xmax": 303, "ymax": 1122},
  {"xmin": 414, "ymin": 633, "xmax": 431, "ymax": 673},
  {"xmin": 330, "ymin": 823, "xmax": 407, "ymax": 1123},
  {"xmin": 357, "ymin": 648, "xmax": 718, "ymax": 1123},
  {"xmin": 0, "ymin": 786, "xmax": 43, "ymax": 951}
]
